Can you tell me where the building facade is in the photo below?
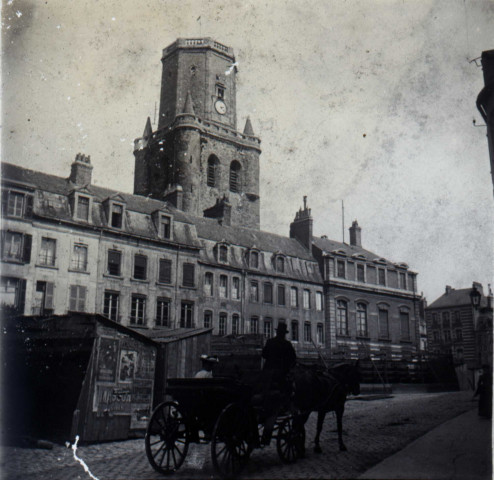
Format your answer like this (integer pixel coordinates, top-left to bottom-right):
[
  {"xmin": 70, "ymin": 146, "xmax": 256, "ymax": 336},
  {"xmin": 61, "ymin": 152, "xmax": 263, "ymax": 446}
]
[
  {"xmin": 425, "ymin": 283, "xmax": 493, "ymax": 368},
  {"xmin": 1, "ymin": 37, "xmax": 421, "ymax": 360}
]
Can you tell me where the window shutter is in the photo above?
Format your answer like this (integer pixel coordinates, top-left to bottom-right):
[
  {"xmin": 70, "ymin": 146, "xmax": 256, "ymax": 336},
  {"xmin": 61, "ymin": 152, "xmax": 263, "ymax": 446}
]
[
  {"xmin": 18, "ymin": 279, "xmax": 27, "ymax": 314},
  {"xmin": 183, "ymin": 263, "xmax": 195, "ymax": 287},
  {"xmin": 24, "ymin": 195, "xmax": 34, "ymax": 218},
  {"xmin": 22, "ymin": 234, "xmax": 32, "ymax": 263},
  {"xmin": 1, "ymin": 191, "xmax": 8, "ymax": 216},
  {"xmin": 69, "ymin": 285, "xmax": 77, "ymax": 311},
  {"xmin": 78, "ymin": 286, "xmax": 87, "ymax": 312},
  {"xmin": 45, "ymin": 282, "xmax": 54, "ymax": 309}
]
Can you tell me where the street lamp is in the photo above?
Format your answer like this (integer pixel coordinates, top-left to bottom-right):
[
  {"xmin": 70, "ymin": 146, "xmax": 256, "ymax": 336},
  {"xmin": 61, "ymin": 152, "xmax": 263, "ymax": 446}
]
[{"xmin": 470, "ymin": 285, "xmax": 482, "ymax": 310}]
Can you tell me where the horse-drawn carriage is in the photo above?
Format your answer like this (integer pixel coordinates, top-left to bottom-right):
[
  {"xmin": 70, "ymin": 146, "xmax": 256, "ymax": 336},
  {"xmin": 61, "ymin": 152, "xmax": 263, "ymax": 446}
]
[{"xmin": 145, "ymin": 376, "xmax": 304, "ymax": 478}]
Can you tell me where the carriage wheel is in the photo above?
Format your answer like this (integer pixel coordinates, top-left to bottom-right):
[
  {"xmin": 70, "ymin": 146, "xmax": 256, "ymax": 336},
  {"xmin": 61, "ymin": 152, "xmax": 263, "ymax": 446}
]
[
  {"xmin": 276, "ymin": 416, "xmax": 304, "ymax": 464},
  {"xmin": 145, "ymin": 401, "xmax": 189, "ymax": 475},
  {"xmin": 211, "ymin": 402, "xmax": 253, "ymax": 478}
]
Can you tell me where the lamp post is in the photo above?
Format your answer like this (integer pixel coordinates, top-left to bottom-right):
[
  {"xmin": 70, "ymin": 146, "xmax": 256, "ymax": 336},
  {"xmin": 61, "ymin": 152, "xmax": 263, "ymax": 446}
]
[
  {"xmin": 470, "ymin": 285, "xmax": 482, "ymax": 311},
  {"xmin": 470, "ymin": 284, "xmax": 482, "ymax": 369}
]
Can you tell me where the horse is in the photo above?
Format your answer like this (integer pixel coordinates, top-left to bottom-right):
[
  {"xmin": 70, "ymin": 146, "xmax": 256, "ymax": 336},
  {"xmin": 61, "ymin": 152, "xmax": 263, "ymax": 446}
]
[{"xmin": 291, "ymin": 360, "xmax": 360, "ymax": 454}]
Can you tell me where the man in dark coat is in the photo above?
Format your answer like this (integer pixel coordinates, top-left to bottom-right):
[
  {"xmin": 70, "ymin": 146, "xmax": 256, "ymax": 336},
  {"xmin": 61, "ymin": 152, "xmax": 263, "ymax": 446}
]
[{"xmin": 260, "ymin": 323, "xmax": 296, "ymax": 445}]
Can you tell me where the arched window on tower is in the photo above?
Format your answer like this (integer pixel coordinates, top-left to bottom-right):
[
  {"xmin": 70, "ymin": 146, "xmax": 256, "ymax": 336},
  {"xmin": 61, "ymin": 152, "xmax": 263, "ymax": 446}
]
[
  {"xmin": 207, "ymin": 155, "xmax": 219, "ymax": 187},
  {"xmin": 229, "ymin": 161, "xmax": 241, "ymax": 193}
]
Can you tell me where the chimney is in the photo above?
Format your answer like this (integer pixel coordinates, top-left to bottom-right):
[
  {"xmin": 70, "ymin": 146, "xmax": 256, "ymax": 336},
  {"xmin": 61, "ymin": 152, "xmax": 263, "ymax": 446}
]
[
  {"xmin": 445, "ymin": 285, "xmax": 453, "ymax": 295},
  {"xmin": 349, "ymin": 220, "xmax": 362, "ymax": 247},
  {"xmin": 69, "ymin": 153, "xmax": 93, "ymax": 185},
  {"xmin": 203, "ymin": 196, "xmax": 232, "ymax": 226},
  {"xmin": 488, "ymin": 284, "xmax": 493, "ymax": 309},
  {"xmin": 164, "ymin": 184, "xmax": 184, "ymax": 210},
  {"xmin": 289, "ymin": 196, "xmax": 313, "ymax": 249},
  {"xmin": 472, "ymin": 281, "xmax": 484, "ymax": 296}
]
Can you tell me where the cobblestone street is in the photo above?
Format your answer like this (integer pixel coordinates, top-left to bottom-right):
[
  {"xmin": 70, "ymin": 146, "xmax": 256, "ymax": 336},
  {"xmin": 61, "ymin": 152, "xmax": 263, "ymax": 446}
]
[{"xmin": 1, "ymin": 391, "xmax": 475, "ymax": 480}]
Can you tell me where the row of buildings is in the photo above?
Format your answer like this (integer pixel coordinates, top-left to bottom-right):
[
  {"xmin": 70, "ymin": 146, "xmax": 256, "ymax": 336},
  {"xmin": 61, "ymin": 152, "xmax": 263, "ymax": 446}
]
[{"xmin": 1, "ymin": 38, "xmax": 491, "ymax": 368}]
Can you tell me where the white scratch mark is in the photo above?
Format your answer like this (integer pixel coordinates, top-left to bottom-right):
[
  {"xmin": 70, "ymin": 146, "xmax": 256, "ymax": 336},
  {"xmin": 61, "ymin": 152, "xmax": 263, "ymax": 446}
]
[
  {"xmin": 56, "ymin": 25, "xmax": 61, "ymax": 29},
  {"xmin": 70, "ymin": 436, "xmax": 100, "ymax": 480},
  {"xmin": 15, "ymin": 10, "xmax": 22, "ymax": 17},
  {"xmin": 82, "ymin": 135, "xmax": 88, "ymax": 139},
  {"xmin": 120, "ymin": 138, "xmax": 126, "ymax": 142},
  {"xmin": 225, "ymin": 62, "xmax": 239, "ymax": 76},
  {"xmin": 7, "ymin": 0, "xmax": 14, "ymax": 5},
  {"xmin": 67, "ymin": 96, "xmax": 71, "ymax": 101},
  {"xmin": 111, "ymin": 17, "xmax": 116, "ymax": 21}
]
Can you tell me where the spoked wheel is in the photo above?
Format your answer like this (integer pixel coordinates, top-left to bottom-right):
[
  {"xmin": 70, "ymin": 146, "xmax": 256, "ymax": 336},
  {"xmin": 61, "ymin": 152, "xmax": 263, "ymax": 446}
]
[
  {"xmin": 145, "ymin": 401, "xmax": 189, "ymax": 474},
  {"xmin": 276, "ymin": 416, "xmax": 304, "ymax": 464},
  {"xmin": 211, "ymin": 402, "xmax": 254, "ymax": 479}
]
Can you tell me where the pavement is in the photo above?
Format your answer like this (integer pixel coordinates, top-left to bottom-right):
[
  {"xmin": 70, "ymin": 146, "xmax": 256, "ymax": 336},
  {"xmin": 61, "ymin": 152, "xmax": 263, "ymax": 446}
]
[
  {"xmin": 359, "ymin": 409, "xmax": 492, "ymax": 480},
  {"xmin": 1, "ymin": 391, "xmax": 491, "ymax": 479}
]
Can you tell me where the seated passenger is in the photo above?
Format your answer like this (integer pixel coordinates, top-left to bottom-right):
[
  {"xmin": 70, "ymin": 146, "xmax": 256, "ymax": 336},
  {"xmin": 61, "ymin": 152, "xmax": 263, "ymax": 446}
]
[{"xmin": 194, "ymin": 354, "xmax": 219, "ymax": 378}]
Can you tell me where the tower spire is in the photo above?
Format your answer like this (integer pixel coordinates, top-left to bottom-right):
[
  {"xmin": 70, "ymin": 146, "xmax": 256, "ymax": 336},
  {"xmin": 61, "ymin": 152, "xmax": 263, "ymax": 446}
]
[
  {"xmin": 243, "ymin": 117, "xmax": 254, "ymax": 136},
  {"xmin": 143, "ymin": 117, "xmax": 152, "ymax": 139},
  {"xmin": 183, "ymin": 91, "xmax": 195, "ymax": 115}
]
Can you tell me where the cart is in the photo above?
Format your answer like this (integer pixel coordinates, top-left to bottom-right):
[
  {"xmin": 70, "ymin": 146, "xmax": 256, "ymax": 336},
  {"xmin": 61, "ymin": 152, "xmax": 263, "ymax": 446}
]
[{"xmin": 145, "ymin": 377, "xmax": 303, "ymax": 478}]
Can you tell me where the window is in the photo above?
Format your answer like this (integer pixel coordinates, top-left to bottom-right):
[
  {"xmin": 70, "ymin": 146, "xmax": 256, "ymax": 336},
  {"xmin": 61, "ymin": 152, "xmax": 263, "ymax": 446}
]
[
  {"xmin": 219, "ymin": 245, "xmax": 228, "ymax": 263},
  {"xmin": 432, "ymin": 313, "xmax": 438, "ymax": 327},
  {"xmin": 103, "ymin": 291, "xmax": 119, "ymax": 321},
  {"xmin": 180, "ymin": 301, "xmax": 194, "ymax": 328},
  {"xmin": 182, "ymin": 263, "xmax": 195, "ymax": 287},
  {"xmin": 219, "ymin": 312, "xmax": 227, "ymax": 335},
  {"xmin": 71, "ymin": 244, "xmax": 88, "ymax": 271},
  {"xmin": 76, "ymin": 196, "xmax": 90, "ymax": 221},
  {"xmin": 130, "ymin": 295, "xmax": 146, "ymax": 325},
  {"xmin": 356, "ymin": 303, "xmax": 368, "ymax": 337},
  {"xmin": 111, "ymin": 204, "xmax": 123, "ymax": 228},
  {"xmin": 291, "ymin": 320, "xmax": 299, "ymax": 342},
  {"xmin": 250, "ymin": 316, "xmax": 259, "ymax": 334},
  {"xmin": 69, "ymin": 285, "xmax": 87, "ymax": 312},
  {"xmin": 442, "ymin": 312, "xmax": 450, "ymax": 328},
  {"xmin": 229, "ymin": 161, "xmax": 241, "ymax": 193},
  {"xmin": 357, "ymin": 264, "xmax": 365, "ymax": 282},
  {"xmin": 156, "ymin": 298, "xmax": 170, "ymax": 327},
  {"xmin": 232, "ymin": 277, "xmax": 240, "ymax": 300},
  {"xmin": 453, "ymin": 311, "xmax": 461, "ymax": 325},
  {"xmin": 337, "ymin": 260, "xmax": 345, "ymax": 278},
  {"xmin": 160, "ymin": 215, "xmax": 171, "ymax": 239},
  {"xmin": 2, "ymin": 231, "xmax": 31, "ymax": 263},
  {"xmin": 158, "ymin": 259, "xmax": 172, "ymax": 284},
  {"xmin": 216, "ymin": 85, "xmax": 225, "ymax": 99},
  {"xmin": 250, "ymin": 251, "xmax": 259, "ymax": 269},
  {"xmin": 433, "ymin": 331, "xmax": 440, "ymax": 342},
  {"xmin": 204, "ymin": 272, "xmax": 213, "ymax": 296},
  {"xmin": 33, "ymin": 281, "xmax": 54, "ymax": 315},
  {"xmin": 204, "ymin": 310, "xmax": 212, "ymax": 328},
  {"xmin": 399, "ymin": 272, "xmax": 406, "ymax": 289},
  {"xmin": 0, "ymin": 277, "xmax": 26, "ymax": 314},
  {"xmin": 278, "ymin": 285, "xmax": 286, "ymax": 306},
  {"xmin": 407, "ymin": 274, "xmax": 414, "ymax": 291},
  {"xmin": 444, "ymin": 330, "xmax": 451, "ymax": 342},
  {"xmin": 264, "ymin": 318, "xmax": 273, "ymax": 338},
  {"xmin": 276, "ymin": 256, "xmax": 285, "ymax": 273},
  {"xmin": 400, "ymin": 311, "xmax": 410, "ymax": 339},
  {"xmin": 107, "ymin": 250, "xmax": 122, "ymax": 276},
  {"xmin": 39, "ymin": 237, "xmax": 56, "ymax": 266},
  {"xmin": 207, "ymin": 156, "xmax": 217, "ymax": 187},
  {"xmin": 317, "ymin": 323, "xmax": 324, "ymax": 345},
  {"xmin": 133, "ymin": 254, "xmax": 148, "ymax": 280},
  {"xmin": 219, "ymin": 275, "xmax": 228, "ymax": 298},
  {"xmin": 303, "ymin": 290, "xmax": 311, "ymax": 309},
  {"xmin": 250, "ymin": 281, "xmax": 259, "ymax": 302},
  {"xmin": 336, "ymin": 300, "xmax": 348, "ymax": 335},
  {"xmin": 378, "ymin": 269, "xmax": 386, "ymax": 286},
  {"xmin": 290, "ymin": 287, "xmax": 298, "ymax": 307},
  {"xmin": 263, "ymin": 282, "xmax": 273, "ymax": 304},
  {"xmin": 455, "ymin": 328, "xmax": 463, "ymax": 341},
  {"xmin": 316, "ymin": 292, "xmax": 323, "ymax": 311},
  {"xmin": 232, "ymin": 314, "xmax": 240, "ymax": 335},
  {"xmin": 304, "ymin": 322, "xmax": 312, "ymax": 343},
  {"xmin": 6, "ymin": 191, "xmax": 25, "ymax": 217},
  {"xmin": 378, "ymin": 308, "xmax": 389, "ymax": 338}
]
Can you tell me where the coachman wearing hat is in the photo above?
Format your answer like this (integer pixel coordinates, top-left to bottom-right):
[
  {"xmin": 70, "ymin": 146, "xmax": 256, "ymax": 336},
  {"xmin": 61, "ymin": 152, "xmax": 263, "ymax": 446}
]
[
  {"xmin": 194, "ymin": 354, "xmax": 219, "ymax": 379},
  {"xmin": 260, "ymin": 322, "xmax": 296, "ymax": 445}
]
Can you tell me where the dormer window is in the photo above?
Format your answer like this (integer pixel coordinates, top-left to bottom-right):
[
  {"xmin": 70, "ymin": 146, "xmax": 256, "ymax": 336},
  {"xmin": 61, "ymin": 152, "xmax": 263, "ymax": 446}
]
[
  {"xmin": 76, "ymin": 196, "xmax": 90, "ymax": 221},
  {"xmin": 275, "ymin": 255, "xmax": 285, "ymax": 273},
  {"xmin": 249, "ymin": 250, "xmax": 259, "ymax": 269},
  {"xmin": 160, "ymin": 215, "xmax": 171, "ymax": 239},
  {"xmin": 219, "ymin": 245, "xmax": 228, "ymax": 263},
  {"xmin": 111, "ymin": 204, "xmax": 123, "ymax": 228}
]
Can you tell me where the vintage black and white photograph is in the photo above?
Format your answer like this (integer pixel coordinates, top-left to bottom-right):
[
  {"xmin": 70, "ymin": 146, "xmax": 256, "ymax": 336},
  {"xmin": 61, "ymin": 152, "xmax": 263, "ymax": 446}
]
[{"xmin": 1, "ymin": 0, "xmax": 493, "ymax": 479}]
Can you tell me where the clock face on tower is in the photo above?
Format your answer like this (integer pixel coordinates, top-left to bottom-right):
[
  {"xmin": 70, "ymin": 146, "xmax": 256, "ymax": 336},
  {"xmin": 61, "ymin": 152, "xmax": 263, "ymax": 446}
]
[{"xmin": 214, "ymin": 99, "xmax": 227, "ymax": 115}]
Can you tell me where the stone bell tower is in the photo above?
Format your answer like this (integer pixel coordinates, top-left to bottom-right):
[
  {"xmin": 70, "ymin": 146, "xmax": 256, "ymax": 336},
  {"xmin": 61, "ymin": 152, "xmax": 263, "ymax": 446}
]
[{"xmin": 133, "ymin": 38, "xmax": 261, "ymax": 230}]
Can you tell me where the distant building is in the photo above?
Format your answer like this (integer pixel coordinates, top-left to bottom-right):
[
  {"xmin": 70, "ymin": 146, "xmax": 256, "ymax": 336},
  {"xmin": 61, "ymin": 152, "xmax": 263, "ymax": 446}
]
[
  {"xmin": 1, "ymin": 38, "xmax": 422, "ymax": 360},
  {"xmin": 476, "ymin": 49, "xmax": 494, "ymax": 195},
  {"xmin": 425, "ymin": 283, "xmax": 493, "ymax": 368}
]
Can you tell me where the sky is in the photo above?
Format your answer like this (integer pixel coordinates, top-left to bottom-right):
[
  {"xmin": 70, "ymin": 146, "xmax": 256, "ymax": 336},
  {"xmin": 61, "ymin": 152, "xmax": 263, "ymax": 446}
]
[{"xmin": 2, "ymin": 0, "xmax": 493, "ymax": 303}]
